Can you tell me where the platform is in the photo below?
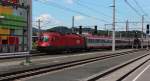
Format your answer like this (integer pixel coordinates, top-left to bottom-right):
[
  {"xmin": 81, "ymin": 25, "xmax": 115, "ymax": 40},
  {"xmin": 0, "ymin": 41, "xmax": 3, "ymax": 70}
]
[
  {"xmin": 0, "ymin": 49, "xmax": 134, "ymax": 76},
  {"xmin": 123, "ymin": 59, "xmax": 150, "ymax": 81}
]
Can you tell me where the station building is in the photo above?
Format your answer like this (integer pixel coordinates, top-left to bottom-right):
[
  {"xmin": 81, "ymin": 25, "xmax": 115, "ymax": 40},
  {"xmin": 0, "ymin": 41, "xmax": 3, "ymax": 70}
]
[{"xmin": 0, "ymin": 0, "xmax": 32, "ymax": 53}]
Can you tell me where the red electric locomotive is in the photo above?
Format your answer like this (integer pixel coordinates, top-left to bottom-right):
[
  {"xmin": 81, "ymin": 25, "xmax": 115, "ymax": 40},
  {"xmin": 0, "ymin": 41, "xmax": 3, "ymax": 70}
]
[{"xmin": 37, "ymin": 32, "xmax": 85, "ymax": 52}]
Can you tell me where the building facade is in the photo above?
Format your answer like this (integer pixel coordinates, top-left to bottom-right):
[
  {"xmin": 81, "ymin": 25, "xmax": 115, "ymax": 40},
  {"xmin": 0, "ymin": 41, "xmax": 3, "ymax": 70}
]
[{"xmin": 0, "ymin": 0, "xmax": 32, "ymax": 53}]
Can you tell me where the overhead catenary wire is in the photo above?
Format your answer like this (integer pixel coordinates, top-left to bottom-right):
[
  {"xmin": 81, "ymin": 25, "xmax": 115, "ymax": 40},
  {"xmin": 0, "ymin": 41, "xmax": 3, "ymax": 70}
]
[
  {"xmin": 133, "ymin": 0, "xmax": 147, "ymax": 16},
  {"xmin": 124, "ymin": 0, "xmax": 142, "ymax": 17},
  {"xmin": 76, "ymin": 0, "xmax": 109, "ymax": 10},
  {"xmin": 75, "ymin": 0, "xmax": 112, "ymax": 19},
  {"xmin": 34, "ymin": 0, "xmax": 109, "ymax": 23},
  {"xmin": 133, "ymin": 0, "xmax": 150, "ymax": 19},
  {"xmin": 76, "ymin": 0, "xmax": 126, "ymax": 22},
  {"xmin": 33, "ymin": 20, "xmax": 63, "ymax": 29}
]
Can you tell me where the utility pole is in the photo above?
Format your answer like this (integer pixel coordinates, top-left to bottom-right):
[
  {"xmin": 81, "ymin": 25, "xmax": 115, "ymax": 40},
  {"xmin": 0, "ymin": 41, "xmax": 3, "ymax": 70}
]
[
  {"xmin": 104, "ymin": 24, "xmax": 108, "ymax": 36},
  {"xmin": 25, "ymin": 2, "xmax": 32, "ymax": 65},
  {"xmin": 112, "ymin": 0, "xmax": 116, "ymax": 52},
  {"xmin": 126, "ymin": 20, "xmax": 129, "ymax": 38},
  {"xmin": 72, "ymin": 16, "xmax": 75, "ymax": 33},
  {"xmin": 38, "ymin": 19, "xmax": 41, "ymax": 40},
  {"xmin": 120, "ymin": 33, "xmax": 122, "ymax": 39},
  {"xmin": 126, "ymin": 20, "xmax": 129, "ymax": 32},
  {"xmin": 141, "ymin": 15, "xmax": 144, "ymax": 49},
  {"xmin": 104, "ymin": 24, "xmax": 112, "ymax": 36}
]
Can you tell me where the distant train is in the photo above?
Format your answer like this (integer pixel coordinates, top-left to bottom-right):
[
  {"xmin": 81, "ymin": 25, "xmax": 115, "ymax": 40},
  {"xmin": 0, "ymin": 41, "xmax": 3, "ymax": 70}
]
[{"xmin": 37, "ymin": 32, "xmax": 149, "ymax": 52}]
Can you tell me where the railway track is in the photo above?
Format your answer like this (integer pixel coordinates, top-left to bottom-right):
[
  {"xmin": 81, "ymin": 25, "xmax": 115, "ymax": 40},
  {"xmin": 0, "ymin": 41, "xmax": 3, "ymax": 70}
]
[
  {"xmin": 84, "ymin": 50, "xmax": 150, "ymax": 81},
  {"xmin": 0, "ymin": 50, "xmax": 141, "ymax": 81},
  {"xmin": 0, "ymin": 49, "xmax": 116, "ymax": 60},
  {"xmin": 0, "ymin": 52, "xmax": 46, "ymax": 60}
]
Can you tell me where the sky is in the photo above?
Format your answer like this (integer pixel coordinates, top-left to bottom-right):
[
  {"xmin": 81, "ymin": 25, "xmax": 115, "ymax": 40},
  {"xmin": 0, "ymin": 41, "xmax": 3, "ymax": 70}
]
[{"xmin": 32, "ymin": 0, "xmax": 150, "ymax": 31}]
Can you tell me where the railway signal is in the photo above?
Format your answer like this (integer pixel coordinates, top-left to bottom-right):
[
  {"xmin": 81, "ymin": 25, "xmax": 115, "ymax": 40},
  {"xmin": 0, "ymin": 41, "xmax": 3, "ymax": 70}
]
[
  {"xmin": 146, "ymin": 24, "xmax": 149, "ymax": 49},
  {"xmin": 79, "ymin": 26, "xmax": 82, "ymax": 34},
  {"xmin": 94, "ymin": 25, "xmax": 98, "ymax": 34},
  {"xmin": 146, "ymin": 24, "xmax": 149, "ymax": 34}
]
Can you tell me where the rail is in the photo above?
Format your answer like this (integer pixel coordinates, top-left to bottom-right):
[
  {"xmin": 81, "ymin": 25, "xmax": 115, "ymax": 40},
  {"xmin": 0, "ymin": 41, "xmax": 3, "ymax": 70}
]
[
  {"xmin": 0, "ymin": 50, "xmax": 138, "ymax": 81},
  {"xmin": 84, "ymin": 51, "xmax": 150, "ymax": 81}
]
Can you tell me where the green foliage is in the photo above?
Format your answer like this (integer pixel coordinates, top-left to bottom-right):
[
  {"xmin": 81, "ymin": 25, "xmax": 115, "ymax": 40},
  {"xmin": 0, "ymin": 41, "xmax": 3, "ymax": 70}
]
[{"xmin": 47, "ymin": 26, "xmax": 72, "ymax": 34}]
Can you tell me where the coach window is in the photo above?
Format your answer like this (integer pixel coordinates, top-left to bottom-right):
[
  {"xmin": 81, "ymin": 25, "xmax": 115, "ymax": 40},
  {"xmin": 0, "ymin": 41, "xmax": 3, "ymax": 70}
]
[
  {"xmin": 98, "ymin": 40, "xmax": 100, "ymax": 43},
  {"xmin": 108, "ymin": 40, "xmax": 111, "ymax": 43},
  {"xmin": 101, "ymin": 40, "xmax": 105, "ymax": 43},
  {"xmin": 110, "ymin": 40, "xmax": 112, "ymax": 43},
  {"xmin": 88, "ymin": 39, "xmax": 90, "ymax": 43},
  {"xmin": 95, "ymin": 39, "xmax": 97, "ymax": 43},
  {"xmin": 103, "ymin": 40, "xmax": 106, "ymax": 43},
  {"xmin": 87, "ymin": 39, "xmax": 89, "ymax": 42},
  {"xmin": 93, "ymin": 39, "xmax": 95, "ymax": 43},
  {"xmin": 90, "ymin": 39, "xmax": 92, "ymax": 43},
  {"xmin": 97, "ymin": 39, "xmax": 100, "ymax": 43},
  {"xmin": 107, "ymin": 40, "xmax": 109, "ymax": 43},
  {"xmin": 98, "ymin": 40, "xmax": 101, "ymax": 43}
]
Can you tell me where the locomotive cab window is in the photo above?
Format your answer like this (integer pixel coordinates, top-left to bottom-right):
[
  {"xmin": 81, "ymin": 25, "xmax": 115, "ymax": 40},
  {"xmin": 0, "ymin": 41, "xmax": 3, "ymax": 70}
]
[{"xmin": 43, "ymin": 36, "xmax": 49, "ymax": 42}]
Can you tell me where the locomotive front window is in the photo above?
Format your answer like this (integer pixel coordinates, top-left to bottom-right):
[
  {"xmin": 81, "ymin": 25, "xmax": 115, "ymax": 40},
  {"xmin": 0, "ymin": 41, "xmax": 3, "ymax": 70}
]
[{"xmin": 43, "ymin": 36, "xmax": 49, "ymax": 42}]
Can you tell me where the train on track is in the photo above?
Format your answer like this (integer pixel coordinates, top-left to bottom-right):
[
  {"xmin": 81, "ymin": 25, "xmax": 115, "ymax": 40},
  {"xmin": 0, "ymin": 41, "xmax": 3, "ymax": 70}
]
[{"xmin": 37, "ymin": 31, "xmax": 149, "ymax": 52}]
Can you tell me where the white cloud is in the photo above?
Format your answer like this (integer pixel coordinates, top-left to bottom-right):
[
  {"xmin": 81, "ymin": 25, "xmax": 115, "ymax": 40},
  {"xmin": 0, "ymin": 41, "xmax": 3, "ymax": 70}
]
[
  {"xmin": 33, "ymin": 14, "xmax": 63, "ymax": 29},
  {"xmin": 38, "ymin": 0, "xmax": 75, "ymax": 4},
  {"xmin": 74, "ymin": 15, "xmax": 85, "ymax": 21},
  {"xmin": 65, "ymin": 0, "xmax": 75, "ymax": 4},
  {"xmin": 38, "ymin": 0, "xmax": 53, "ymax": 2}
]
